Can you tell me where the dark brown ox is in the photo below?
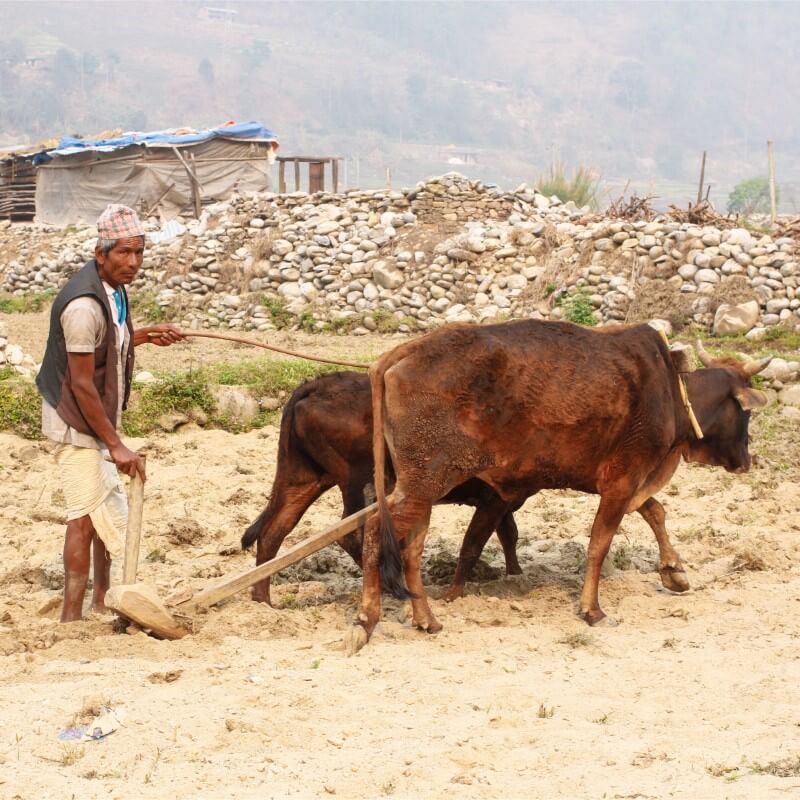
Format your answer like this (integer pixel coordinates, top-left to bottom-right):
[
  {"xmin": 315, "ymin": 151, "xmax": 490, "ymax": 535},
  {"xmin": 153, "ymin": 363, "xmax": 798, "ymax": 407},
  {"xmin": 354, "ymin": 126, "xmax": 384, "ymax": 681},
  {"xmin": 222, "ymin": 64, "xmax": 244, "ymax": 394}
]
[
  {"xmin": 240, "ymin": 371, "xmax": 524, "ymax": 605},
  {"xmin": 354, "ymin": 320, "xmax": 768, "ymax": 644},
  {"xmin": 242, "ymin": 370, "xmax": 700, "ymax": 606}
]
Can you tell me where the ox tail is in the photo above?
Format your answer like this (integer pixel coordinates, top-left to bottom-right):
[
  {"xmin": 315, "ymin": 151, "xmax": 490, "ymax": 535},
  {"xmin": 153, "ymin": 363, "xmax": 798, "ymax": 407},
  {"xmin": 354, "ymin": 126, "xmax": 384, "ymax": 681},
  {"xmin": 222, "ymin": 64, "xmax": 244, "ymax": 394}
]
[
  {"xmin": 241, "ymin": 379, "xmax": 316, "ymax": 550},
  {"xmin": 370, "ymin": 358, "xmax": 413, "ymax": 600}
]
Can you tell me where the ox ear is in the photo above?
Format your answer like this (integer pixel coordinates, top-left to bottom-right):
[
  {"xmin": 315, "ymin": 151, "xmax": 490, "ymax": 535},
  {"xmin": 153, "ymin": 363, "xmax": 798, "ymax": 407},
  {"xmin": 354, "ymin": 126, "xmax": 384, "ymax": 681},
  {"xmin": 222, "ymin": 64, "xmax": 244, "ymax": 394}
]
[{"xmin": 734, "ymin": 386, "xmax": 768, "ymax": 411}]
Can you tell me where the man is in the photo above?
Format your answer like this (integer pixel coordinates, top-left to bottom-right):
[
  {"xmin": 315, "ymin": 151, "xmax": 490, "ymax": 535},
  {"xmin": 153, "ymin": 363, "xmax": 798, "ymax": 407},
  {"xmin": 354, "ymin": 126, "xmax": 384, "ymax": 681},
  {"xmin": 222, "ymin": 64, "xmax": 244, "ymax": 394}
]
[{"xmin": 36, "ymin": 204, "xmax": 186, "ymax": 623}]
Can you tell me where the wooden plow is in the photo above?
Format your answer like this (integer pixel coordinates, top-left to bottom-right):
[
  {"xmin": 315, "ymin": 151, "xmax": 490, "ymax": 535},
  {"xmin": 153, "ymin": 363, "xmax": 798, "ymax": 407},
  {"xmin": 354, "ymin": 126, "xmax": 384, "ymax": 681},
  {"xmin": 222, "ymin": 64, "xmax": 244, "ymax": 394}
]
[{"xmin": 105, "ymin": 469, "xmax": 375, "ymax": 639}]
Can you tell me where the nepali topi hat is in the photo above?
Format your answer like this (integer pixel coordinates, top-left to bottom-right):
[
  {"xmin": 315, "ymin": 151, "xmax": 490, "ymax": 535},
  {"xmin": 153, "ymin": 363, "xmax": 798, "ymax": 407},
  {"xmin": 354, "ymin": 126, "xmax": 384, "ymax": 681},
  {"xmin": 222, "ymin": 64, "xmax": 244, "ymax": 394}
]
[{"xmin": 96, "ymin": 204, "xmax": 145, "ymax": 240}]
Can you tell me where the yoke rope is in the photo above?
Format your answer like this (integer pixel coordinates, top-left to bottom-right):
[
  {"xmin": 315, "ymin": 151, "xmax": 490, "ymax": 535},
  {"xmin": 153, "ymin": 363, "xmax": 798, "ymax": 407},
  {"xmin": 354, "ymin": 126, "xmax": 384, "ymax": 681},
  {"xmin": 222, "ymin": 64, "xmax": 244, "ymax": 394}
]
[{"xmin": 147, "ymin": 329, "xmax": 368, "ymax": 370}]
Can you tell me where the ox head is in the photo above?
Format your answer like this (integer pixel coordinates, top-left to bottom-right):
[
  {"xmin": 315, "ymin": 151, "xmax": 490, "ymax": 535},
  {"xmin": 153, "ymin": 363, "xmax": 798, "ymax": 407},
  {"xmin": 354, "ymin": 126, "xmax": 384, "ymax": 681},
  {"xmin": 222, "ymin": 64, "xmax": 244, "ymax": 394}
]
[{"xmin": 681, "ymin": 341, "xmax": 770, "ymax": 474}]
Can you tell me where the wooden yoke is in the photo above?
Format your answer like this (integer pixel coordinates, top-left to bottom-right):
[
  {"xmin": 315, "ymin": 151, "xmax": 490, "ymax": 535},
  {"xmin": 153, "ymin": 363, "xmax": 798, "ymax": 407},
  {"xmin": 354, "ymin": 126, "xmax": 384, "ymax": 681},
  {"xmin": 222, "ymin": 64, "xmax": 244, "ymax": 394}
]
[{"xmin": 658, "ymin": 331, "xmax": 704, "ymax": 440}]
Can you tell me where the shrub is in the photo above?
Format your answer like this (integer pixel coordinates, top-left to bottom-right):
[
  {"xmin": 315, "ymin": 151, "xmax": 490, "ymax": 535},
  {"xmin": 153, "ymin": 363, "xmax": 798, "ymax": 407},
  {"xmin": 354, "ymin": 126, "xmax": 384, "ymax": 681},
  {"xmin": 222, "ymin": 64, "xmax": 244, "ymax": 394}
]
[
  {"xmin": 122, "ymin": 370, "xmax": 214, "ymax": 437},
  {"xmin": 561, "ymin": 292, "xmax": 598, "ymax": 326},
  {"xmin": 259, "ymin": 296, "xmax": 293, "ymax": 329},
  {"xmin": 536, "ymin": 162, "xmax": 600, "ymax": 210},
  {"xmin": 727, "ymin": 176, "xmax": 777, "ymax": 216},
  {"xmin": 0, "ymin": 377, "xmax": 42, "ymax": 439}
]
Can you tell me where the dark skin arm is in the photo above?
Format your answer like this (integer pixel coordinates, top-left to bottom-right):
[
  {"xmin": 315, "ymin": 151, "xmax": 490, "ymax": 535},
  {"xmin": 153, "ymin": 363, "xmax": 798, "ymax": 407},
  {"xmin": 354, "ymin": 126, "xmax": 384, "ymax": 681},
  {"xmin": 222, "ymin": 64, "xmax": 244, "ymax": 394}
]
[
  {"xmin": 133, "ymin": 324, "xmax": 186, "ymax": 347},
  {"xmin": 67, "ymin": 326, "xmax": 186, "ymax": 479},
  {"xmin": 67, "ymin": 351, "xmax": 145, "ymax": 480}
]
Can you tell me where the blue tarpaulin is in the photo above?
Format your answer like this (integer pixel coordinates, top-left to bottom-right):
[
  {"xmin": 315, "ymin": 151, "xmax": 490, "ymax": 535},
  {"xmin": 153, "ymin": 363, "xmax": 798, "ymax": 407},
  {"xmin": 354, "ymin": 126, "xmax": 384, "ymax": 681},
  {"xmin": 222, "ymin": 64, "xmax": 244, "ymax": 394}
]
[{"xmin": 36, "ymin": 121, "xmax": 278, "ymax": 163}]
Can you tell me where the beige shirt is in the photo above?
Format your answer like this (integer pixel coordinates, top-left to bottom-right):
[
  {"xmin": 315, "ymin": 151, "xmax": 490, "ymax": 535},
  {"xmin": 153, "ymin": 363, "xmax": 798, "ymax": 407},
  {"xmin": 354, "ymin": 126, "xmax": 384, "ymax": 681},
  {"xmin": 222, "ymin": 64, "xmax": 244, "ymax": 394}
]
[{"xmin": 41, "ymin": 287, "xmax": 131, "ymax": 449}]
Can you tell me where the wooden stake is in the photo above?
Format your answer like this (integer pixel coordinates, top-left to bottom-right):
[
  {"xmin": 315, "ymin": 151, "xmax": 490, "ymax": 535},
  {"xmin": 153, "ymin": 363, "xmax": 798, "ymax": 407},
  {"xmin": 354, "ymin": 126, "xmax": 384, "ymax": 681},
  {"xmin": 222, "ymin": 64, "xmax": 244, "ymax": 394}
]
[
  {"xmin": 696, "ymin": 151, "xmax": 707, "ymax": 205},
  {"xmin": 767, "ymin": 140, "xmax": 777, "ymax": 224},
  {"xmin": 122, "ymin": 455, "xmax": 146, "ymax": 585}
]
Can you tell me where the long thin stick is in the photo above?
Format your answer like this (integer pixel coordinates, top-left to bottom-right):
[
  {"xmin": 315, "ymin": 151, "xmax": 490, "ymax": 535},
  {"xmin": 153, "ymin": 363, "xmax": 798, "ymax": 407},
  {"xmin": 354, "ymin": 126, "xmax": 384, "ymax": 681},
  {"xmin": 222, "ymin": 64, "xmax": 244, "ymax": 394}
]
[
  {"xmin": 149, "ymin": 329, "xmax": 368, "ymax": 369},
  {"xmin": 696, "ymin": 151, "xmax": 707, "ymax": 205},
  {"xmin": 122, "ymin": 454, "xmax": 146, "ymax": 585}
]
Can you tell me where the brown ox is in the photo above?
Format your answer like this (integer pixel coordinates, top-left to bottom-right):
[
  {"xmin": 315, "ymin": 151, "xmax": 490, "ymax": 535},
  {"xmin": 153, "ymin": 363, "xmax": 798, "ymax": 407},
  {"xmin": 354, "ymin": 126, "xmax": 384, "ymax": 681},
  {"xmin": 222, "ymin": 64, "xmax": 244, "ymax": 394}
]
[
  {"xmin": 354, "ymin": 320, "xmax": 768, "ymax": 645},
  {"xmin": 242, "ymin": 370, "xmax": 698, "ymax": 606},
  {"xmin": 240, "ymin": 371, "xmax": 524, "ymax": 605}
]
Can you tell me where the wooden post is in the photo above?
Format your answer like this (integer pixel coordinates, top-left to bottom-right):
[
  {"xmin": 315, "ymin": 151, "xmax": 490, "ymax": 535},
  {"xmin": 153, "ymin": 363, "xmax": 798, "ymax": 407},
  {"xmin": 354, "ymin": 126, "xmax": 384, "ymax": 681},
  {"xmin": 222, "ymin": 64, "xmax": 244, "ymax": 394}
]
[
  {"xmin": 332, "ymin": 158, "xmax": 339, "ymax": 193},
  {"xmin": 294, "ymin": 158, "xmax": 300, "ymax": 191},
  {"xmin": 696, "ymin": 151, "xmax": 706, "ymax": 205},
  {"xmin": 122, "ymin": 455, "xmax": 146, "ymax": 585},
  {"xmin": 767, "ymin": 140, "xmax": 777, "ymax": 224},
  {"xmin": 278, "ymin": 160, "xmax": 286, "ymax": 193},
  {"xmin": 309, "ymin": 161, "xmax": 324, "ymax": 193},
  {"xmin": 172, "ymin": 146, "xmax": 201, "ymax": 218},
  {"xmin": 385, "ymin": 167, "xmax": 391, "ymax": 189}
]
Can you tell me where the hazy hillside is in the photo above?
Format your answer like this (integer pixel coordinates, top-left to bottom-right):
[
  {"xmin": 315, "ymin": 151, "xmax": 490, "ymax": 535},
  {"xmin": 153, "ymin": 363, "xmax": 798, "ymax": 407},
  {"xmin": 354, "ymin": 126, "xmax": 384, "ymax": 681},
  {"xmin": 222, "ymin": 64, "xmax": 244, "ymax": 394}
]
[{"xmin": 1, "ymin": 1, "xmax": 798, "ymax": 208}]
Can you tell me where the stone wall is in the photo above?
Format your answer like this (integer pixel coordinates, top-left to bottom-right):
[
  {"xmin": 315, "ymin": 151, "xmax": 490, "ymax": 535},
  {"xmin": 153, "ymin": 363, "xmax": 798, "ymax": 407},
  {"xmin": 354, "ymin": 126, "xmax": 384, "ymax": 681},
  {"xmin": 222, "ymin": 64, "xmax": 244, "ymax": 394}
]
[{"xmin": 1, "ymin": 172, "xmax": 798, "ymax": 340}]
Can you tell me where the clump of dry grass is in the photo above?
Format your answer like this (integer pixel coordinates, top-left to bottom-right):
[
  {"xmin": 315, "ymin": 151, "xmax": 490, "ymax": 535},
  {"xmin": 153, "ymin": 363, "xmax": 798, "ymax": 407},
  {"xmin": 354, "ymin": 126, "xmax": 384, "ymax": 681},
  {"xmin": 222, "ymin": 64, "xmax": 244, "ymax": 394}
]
[
  {"xmin": 731, "ymin": 547, "xmax": 768, "ymax": 572},
  {"xmin": 558, "ymin": 632, "xmax": 592, "ymax": 649},
  {"xmin": 71, "ymin": 696, "xmax": 112, "ymax": 727},
  {"xmin": 250, "ymin": 229, "xmax": 277, "ymax": 262},
  {"xmin": 625, "ymin": 279, "xmax": 694, "ymax": 330},
  {"xmin": 749, "ymin": 755, "xmax": 800, "ymax": 777}
]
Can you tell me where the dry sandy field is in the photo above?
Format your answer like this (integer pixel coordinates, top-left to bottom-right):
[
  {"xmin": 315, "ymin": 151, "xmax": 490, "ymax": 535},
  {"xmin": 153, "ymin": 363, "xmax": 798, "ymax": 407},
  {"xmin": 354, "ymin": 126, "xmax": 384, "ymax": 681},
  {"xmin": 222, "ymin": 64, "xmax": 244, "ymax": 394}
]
[{"xmin": 1, "ymin": 313, "xmax": 799, "ymax": 799}]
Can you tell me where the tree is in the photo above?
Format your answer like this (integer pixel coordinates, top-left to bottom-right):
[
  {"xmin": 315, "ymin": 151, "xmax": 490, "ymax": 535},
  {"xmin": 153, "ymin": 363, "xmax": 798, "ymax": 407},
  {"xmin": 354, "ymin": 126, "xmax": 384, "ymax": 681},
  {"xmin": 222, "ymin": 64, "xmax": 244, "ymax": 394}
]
[
  {"xmin": 0, "ymin": 37, "xmax": 26, "ymax": 64},
  {"xmin": 52, "ymin": 48, "xmax": 78, "ymax": 91},
  {"xmin": 242, "ymin": 40, "xmax": 271, "ymax": 73},
  {"xmin": 727, "ymin": 176, "xmax": 776, "ymax": 216},
  {"xmin": 198, "ymin": 57, "xmax": 214, "ymax": 85}
]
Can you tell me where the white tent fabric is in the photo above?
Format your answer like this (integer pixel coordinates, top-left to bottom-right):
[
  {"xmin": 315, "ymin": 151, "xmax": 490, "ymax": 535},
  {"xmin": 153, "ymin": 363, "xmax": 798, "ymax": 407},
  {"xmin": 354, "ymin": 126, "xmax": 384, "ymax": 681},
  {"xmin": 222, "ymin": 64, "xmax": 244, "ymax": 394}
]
[{"xmin": 35, "ymin": 138, "xmax": 277, "ymax": 226}]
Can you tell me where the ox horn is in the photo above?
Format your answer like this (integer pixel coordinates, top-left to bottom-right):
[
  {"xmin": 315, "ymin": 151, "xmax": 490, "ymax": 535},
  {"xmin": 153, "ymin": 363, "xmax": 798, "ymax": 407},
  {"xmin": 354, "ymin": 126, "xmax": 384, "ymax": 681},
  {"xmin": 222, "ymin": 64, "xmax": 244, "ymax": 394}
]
[
  {"xmin": 741, "ymin": 355, "xmax": 772, "ymax": 377},
  {"xmin": 695, "ymin": 339, "xmax": 715, "ymax": 368}
]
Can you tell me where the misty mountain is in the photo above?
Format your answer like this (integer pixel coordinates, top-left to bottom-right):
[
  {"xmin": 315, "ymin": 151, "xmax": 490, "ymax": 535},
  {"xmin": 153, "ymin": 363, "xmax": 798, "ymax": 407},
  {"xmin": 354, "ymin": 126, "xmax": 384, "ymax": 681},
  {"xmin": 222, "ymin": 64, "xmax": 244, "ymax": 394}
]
[{"xmin": 1, "ymin": 1, "xmax": 798, "ymax": 208}]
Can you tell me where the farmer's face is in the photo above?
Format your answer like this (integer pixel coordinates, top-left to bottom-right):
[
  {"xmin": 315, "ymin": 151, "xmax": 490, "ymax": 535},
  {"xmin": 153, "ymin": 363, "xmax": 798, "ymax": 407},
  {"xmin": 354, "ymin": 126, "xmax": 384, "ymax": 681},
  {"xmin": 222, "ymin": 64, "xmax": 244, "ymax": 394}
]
[{"xmin": 96, "ymin": 236, "xmax": 145, "ymax": 288}]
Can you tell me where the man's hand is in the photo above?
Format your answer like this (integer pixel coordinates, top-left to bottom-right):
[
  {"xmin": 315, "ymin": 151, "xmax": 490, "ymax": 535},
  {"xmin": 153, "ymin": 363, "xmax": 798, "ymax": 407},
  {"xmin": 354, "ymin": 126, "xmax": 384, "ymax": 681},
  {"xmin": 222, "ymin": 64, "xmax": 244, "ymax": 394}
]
[
  {"xmin": 135, "ymin": 324, "xmax": 186, "ymax": 347},
  {"xmin": 109, "ymin": 441, "xmax": 146, "ymax": 480}
]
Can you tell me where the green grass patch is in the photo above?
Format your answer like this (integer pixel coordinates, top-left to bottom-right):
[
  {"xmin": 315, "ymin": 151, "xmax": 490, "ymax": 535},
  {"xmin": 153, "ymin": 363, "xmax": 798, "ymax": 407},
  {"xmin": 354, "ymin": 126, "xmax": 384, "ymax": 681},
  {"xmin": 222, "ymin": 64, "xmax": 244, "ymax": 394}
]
[
  {"xmin": 122, "ymin": 370, "xmax": 215, "ymax": 437},
  {"xmin": 129, "ymin": 291, "xmax": 173, "ymax": 324},
  {"xmin": 0, "ymin": 290, "xmax": 55, "ymax": 314},
  {"xmin": 689, "ymin": 325, "xmax": 800, "ymax": 362},
  {"xmin": 210, "ymin": 357, "xmax": 344, "ymax": 395},
  {"xmin": 122, "ymin": 357, "xmax": 363, "ymax": 436},
  {"xmin": 560, "ymin": 291, "xmax": 598, "ymax": 326},
  {"xmin": 259, "ymin": 296, "xmax": 293, "ymax": 329},
  {"xmin": 0, "ymin": 377, "xmax": 43, "ymax": 439}
]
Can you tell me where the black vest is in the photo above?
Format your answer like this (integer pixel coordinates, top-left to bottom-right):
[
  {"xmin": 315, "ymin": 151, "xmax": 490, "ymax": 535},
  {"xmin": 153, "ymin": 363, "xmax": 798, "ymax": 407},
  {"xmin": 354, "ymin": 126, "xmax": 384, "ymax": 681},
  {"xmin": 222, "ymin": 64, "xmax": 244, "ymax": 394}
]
[{"xmin": 36, "ymin": 260, "xmax": 135, "ymax": 437}]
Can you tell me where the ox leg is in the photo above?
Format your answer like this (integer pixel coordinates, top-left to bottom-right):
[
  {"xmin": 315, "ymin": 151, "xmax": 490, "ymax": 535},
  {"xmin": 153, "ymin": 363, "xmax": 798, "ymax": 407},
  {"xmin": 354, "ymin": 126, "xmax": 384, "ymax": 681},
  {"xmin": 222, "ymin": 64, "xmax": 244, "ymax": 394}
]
[
  {"xmin": 445, "ymin": 498, "xmax": 509, "ymax": 602},
  {"xmin": 579, "ymin": 496, "xmax": 628, "ymax": 626},
  {"xmin": 338, "ymin": 483, "xmax": 368, "ymax": 568},
  {"xmin": 391, "ymin": 496, "xmax": 440, "ymax": 633},
  {"xmin": 637, "ymin": 497, "xmax": 690, "ymax": 593},
  {"xmin": 353, "ymin": 511, "xmax": 383, "ymax": 648},
  {"xmin": 249, "ymin": 479, "xmax": 330, "ymax": 604},
  {"xmin": 498, "ymin": 510, "xmax": 523, "ymax": 576}
]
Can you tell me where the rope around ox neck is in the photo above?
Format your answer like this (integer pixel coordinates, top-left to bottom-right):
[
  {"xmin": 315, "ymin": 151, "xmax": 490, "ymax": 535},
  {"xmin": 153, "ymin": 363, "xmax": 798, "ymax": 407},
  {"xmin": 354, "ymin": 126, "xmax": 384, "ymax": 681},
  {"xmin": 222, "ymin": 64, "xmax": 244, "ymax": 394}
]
[{"xmin": 147, "ymin": 329, "xmax": 368, "ymax": 370}]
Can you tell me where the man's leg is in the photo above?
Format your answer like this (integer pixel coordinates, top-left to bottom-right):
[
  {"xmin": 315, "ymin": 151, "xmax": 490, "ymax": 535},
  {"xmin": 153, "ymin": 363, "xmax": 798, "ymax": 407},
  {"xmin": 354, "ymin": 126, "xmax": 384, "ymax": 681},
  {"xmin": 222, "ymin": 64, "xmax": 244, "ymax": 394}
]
[
  {"xmin": 61, "ymin": 515, "xmax": 94, "ymax": 622},
  {"xmin": 91, "ymin": 534, "xmax": 112, "ymax": 613}
]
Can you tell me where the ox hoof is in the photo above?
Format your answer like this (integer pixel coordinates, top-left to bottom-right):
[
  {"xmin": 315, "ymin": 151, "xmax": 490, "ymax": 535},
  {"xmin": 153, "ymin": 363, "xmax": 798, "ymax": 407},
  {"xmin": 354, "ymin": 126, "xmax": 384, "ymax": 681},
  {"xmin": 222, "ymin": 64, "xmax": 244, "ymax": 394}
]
[
  {"xmin": 443, "ymin": 585, "xmax": 465, "ymax": 603},
  {"xmin": 506, "ymin": 565, "xmax": 524, "ymax": 577},
  {"xmin": 659, "ymin": 566, "xmax": 690, "ymax": 594},
  {"xmin": 344, "ymin": 625, "xmax": 369, "ymax": 656},
  {"xmin": 414, "ymin": 617, "xmax": 444, "ymax": 634},
  {"xmin": 582, "ymin": 609, "xmax": 618, "ymax": 627}
]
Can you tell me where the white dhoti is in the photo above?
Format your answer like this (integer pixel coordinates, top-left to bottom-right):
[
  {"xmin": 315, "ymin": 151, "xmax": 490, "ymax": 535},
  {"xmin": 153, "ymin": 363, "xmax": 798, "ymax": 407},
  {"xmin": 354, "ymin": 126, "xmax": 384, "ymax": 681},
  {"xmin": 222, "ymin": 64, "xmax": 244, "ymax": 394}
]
[{"xmin": 54, "ymin": 443, "xmax": 127, "ymax": 561}]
